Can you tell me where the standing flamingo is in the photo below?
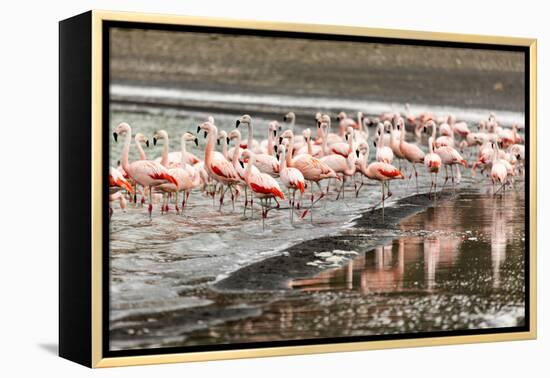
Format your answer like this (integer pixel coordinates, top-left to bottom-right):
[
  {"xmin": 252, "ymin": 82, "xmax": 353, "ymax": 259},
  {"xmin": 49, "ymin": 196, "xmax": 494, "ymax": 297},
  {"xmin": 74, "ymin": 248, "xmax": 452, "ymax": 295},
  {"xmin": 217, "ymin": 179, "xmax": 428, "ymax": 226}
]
[
  {"xmin": 320, "ymin": 148, "xmax": 359, "ymax": 199},
  {"xmin": 277, "ymin": 144, "xmax": 305, "ymax": 223},
  {"xmin": 424, "ymin": 137, "xmax": 442, "ymax": 199},
  {"xmin": 197, "ymin": 121, "xmax": 240, "ymax": 211},
  {"xmin": 398, "ymin": 117, "xmax": 425, "ymax": 192},
  {"xmin": 113, "ymin": 122, "xmax": 177, "ymax": 218},
  {"xmin": 279, "ymin": 129, "xmax": 338, "ymax": 221},
  {"xmin": 374, "ymin": 122, "xmax": 394, "ymax": 164},
  {"xmin": 360, "ymin": 161, "xmax": 404, "ymax": 219},
  {"xmin": 490, "ymin": 142, "xmax": 508, "ymax": 194},
  {"xmin": 235, "ymin": 114, "xmax": 260, "ymax": 152},
  {"xmin": 228, "ymin": 129, "xmax": 260, "ymax": 216},
  {"xmin": 239, "ymin": 150, "xmax": 285, "ymax": 229}
]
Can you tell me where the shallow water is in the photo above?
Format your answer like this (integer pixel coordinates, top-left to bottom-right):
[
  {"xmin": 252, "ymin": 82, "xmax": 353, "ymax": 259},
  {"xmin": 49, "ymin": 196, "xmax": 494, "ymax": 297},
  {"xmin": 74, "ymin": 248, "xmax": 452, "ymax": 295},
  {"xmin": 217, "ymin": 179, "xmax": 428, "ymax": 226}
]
[{"xmin": 108, "ymin": 98, "xmax": 525, "ymax": 351}]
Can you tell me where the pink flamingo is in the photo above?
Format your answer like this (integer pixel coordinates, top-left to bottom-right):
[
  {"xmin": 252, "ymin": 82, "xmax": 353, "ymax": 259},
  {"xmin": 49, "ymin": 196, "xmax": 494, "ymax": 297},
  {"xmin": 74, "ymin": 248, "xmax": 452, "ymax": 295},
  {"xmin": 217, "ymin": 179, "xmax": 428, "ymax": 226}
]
[
  {"xmin": 490, "ymin": 142, "xmax": 508, "ymax": 194},
  {"xmin": 398, "ymin": 117, "xmax": 425, "ymax": 192},
  {"xmin": 259, "ymin": 121, "xmax": 282, "ymax": 155},
  {"xmin": 434, "ymin": 143, "xmax": 468, "ymax": 192},
  {"xmin": 320, "ymin": 148, "xmax": 359, "ymax": 200},
  {"xmin": 113, "ymin": 122, "xmax": 177, "ymax": 218},
  {"xmin": 228, "ymin": 129, "xmax": 260, "ymax": 216},
  {"xmin": 197, "ymin": 121, "xmax": 240, "ymax": 211},
  {"xmin": 109, "ymin": 166, "xmax": 134, "ymax": 218},
  {"xmin": 360, "ymin": 161, "xmax": 404, "ymax": 219},
  {"xmin": 134, "ymin": 133, "xmax": 149, "ymax": 160},
  {"xmin": 235, "ymin": 114, "xmax": 260, "ymax": 152},
  {"xmin": 153, "ymin": 130, "xmax": 200, "ymax": 168},
  {"xmin": 374, "ymin": 122, "xmax": 394, "ymax": 164},
  {"xmin": 277, "ymin": 144, "xmax": 305, "ymax": 222},
  {"xmin": 327, "ymin": 126, "xmax": 355, "ymax": 157},
  {"xmin": 424, "ymin": 137, "xmax": 442, "ymax": 199},
  {"xmin": 279, "ymin": 129, "xmax": 338, "ymax": 221},
  {"xmin": 239, "ymin": 150, "xmax": 285, "ymax": 229},
  {"xmin": 283, "ymin": 111, "xmax": 306, "ymax": 150}
]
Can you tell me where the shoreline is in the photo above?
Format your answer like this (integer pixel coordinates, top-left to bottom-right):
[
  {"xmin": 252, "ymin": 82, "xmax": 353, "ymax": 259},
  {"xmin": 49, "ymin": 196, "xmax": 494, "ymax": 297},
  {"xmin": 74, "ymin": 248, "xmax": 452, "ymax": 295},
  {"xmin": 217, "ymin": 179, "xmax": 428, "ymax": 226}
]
[{"xmin": 215, "ymin": 191, "xmax": 453, "ymax": 292}]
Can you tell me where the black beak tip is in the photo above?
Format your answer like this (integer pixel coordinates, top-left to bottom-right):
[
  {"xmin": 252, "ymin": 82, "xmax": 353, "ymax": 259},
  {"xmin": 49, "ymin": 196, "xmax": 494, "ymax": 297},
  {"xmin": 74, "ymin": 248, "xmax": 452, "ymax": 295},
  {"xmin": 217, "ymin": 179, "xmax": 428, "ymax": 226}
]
[
  {"xmin": 204, "ymin": 131, "xmax": 208, "ymax": 138},
  {"xmin": 196, "ymin": 126, "xmax": 201, "ymax": 133},
  {"xmin": 273, "ymin": 145, "xmax": 278, "ymax": 153},
  {"xmin": 113, "ymin": 132, "xmax": 118, "ymax": 142},
  {"xmin": 226, "ymin": 137, "xmax": 230, "ymax": 144},
  {"xmin": 278, "ymin": 137, "xmax": 283, "ymax": 144},
  {"xmin": 239, "ymin": 160, "xmax": 244, "ymax": 168},
  {"xmin": 236, "ymin": 120, "xmax": 240, "ymax": 127},
  {"xmin": 217, "ymin": 139, "xmax": 220, "ymax": 146},
  {"xmin": 145, "ymin": 140, "xmax": 149, "ymax": 147},
  {"xmin": 356, "ymin": 150, "xmax": 360, "ymax": 158},
  {"xmin": 194, "ymin": 139, "xmax": 199, "ymax": 146},
  {"xmin": 153, "ymin": 137, "xmax": 157, "ymax": 146}
]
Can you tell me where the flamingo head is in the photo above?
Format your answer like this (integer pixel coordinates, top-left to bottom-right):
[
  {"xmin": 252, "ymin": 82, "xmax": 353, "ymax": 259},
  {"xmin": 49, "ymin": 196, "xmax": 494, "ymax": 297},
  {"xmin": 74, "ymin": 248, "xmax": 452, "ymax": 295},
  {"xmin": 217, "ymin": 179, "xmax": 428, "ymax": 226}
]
[
  {"xmin": 302, "ymin": 128, "xmax": 312, "ymax": 142},
  {"xmin": 279, "ymin": 129, "xmax": 294, "ymax": 144},
  {"xmin": 283, "ymin": 111, "xmax": 295, "ymax": 123},
  {"xmin": 268, "ymin": 121, "xmax": 281, "ymax": 137},
  {"xmin": 113, "ymin": 122, "xmax": 131, "ymax": 142},
  {"xmin": 181, "ymin": 132, "xmax": 198, "ymax": 147},
  {"xmin": 197, "ymin": 121, "xmax": 216, "ymax": 139},
  {"xmin": 228, "ymin": 129, "xmax": 241, "ymax": 145},
  {"xmin": 236, "ymin": 114, "xmax": 252, "ymax": 128},
  {"xmin": 152, "ymin": 130, "xmax": 168, "ymax": 146},
  {"xmin": 217, "ymin": 130, "xmax": 228, "ymax": 146},
  {"xmin": 336, "ymin": 111, "xmax": 347, "ymax": 121},
  {"xmin": 134, "ymin": 133, "xmax": 149, "ymax": 148},
  {"xmin": 423, "ymin": 120, "xmax": 436, "ymax": 134}
]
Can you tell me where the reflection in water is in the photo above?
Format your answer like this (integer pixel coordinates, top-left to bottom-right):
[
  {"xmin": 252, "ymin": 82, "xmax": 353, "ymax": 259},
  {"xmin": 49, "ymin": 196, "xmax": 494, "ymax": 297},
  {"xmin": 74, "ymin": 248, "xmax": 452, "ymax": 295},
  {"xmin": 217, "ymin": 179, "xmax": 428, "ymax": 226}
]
[{"xmin": 292, "ymin": 191, "xmax": 524, "ymax": 300}]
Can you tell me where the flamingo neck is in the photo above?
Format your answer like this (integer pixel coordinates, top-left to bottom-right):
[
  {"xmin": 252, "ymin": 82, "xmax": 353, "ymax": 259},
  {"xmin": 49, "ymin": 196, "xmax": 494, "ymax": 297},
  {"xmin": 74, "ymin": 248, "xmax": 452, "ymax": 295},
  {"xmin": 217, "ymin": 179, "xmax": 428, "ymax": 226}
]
[
  {"xmin": 307, "ymin": 137, "xmax": 313, "ymax": 155},
  {"xmin": 180, "ymin": 137, "xmax": 188, "ymax": 165},
  {"xmin": 279, "ymin": 150, "xmax": 287, "ymax": 171},
  {"xmin": 135, "ymin": 140, "xmax": 146, "ymax": 160},
  {"xmin": 289, "ymin": 116, "xmax": 295, "ymax": 131},
  {"xmin": 244, "ymin": 154, "xmax": 255, "ymax": 181},
  {"xmin": 221, "ymin": 139, "xmax": 228, "ymax": 160},
  {"xmin": 321, "ymin": 127, "xmax": 329, "ymax": 155},
  {"xmin": 161, "ymin": 135, "xmax": 169, "ymax": 167},
  {"xmin": 267, "ymin": 130, "xmax": 274, "ymax": 156},
  {"xmin": 121, "ymin": 130, "xmax": 132, "ymax": 174},
  {"xmin": 205, "ymin": 129, "xmax": 217, "ymax": 166},
  {"xmin": 246, "ymin": 122, "xmax": 253, "ymax": 150},
  {"xmin": 287, "ymin": 135, "xmax": 294, "ymax": 167}
]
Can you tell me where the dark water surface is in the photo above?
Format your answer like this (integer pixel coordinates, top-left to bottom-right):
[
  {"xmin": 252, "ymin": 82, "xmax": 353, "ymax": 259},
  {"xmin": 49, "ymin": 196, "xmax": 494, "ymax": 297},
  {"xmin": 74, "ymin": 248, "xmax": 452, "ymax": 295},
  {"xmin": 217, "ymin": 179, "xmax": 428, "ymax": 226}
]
[{"xmin": 110, "ymin": 188, "xmax": 525, "ymax": 349}]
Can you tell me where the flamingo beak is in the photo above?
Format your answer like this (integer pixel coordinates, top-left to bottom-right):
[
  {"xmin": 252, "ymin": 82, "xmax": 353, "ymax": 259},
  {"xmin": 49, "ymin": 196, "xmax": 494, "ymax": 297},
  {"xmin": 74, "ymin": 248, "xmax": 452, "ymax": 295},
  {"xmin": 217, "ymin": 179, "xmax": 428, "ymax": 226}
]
[
  {"xmin": 145, "ymin": 140, "xmax": 149, "ymax": 147},
  {"xmin": 283, "ymin": 116, "xmax": 287, "ymax": 122},
  {"xmin": 153, "ymin": 137, "xmax": 157, "ymax": 146},
  {"xmin": 239, "ymin": 160, "xmax": 244, "ymax": 168},
  {"xmin": 217, "ymin": 138, "xmax": 220, "ymax": 146},
  {"xmin": 356, "ymin": 149, "xmax": 360, "ymax": 158},
  {"xmin": 276, "ymin": 153, "xmax": 280, "ymax": 160},
  {"xmin": 227, "ymin": 137, "xmax": 230, "ymax": 144},
  {"xmin": 373, "ymin": 140, "xmax": 377, "ymax": 147},
  {"xmin": 204, "ymin": 131, "xmax": 208, "ymax": 138},
  {"xmin": 317, "ymin": 121, "xmax": 321, "ymax": 128},
  {"xmin": 194, "ymin": 138, "xmax": 199, "ymax": 147},
  {"xmin": 273, "ymin": 130, "xmax": 277, "ymax": 137},
  {"xmin": 236, "ymin": 120, "xmax": 241, "ymax": 127},
  {"xmin": 274, "ymin": 145, "xmax": 278, "ymax": 153},
  {"xmin": 279, "ymin": 137, "xmax": 283, "ymax": 144},
  {"xmin": 113, "ymin": 132, "xmax": 118, "ymax": 142}
]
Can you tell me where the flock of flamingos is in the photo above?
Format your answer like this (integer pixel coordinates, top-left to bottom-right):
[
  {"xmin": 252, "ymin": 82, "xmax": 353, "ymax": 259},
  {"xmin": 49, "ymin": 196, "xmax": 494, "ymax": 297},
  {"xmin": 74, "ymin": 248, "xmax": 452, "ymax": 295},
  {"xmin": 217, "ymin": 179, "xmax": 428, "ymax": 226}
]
[{"xmin": 110, "ymin": 109, "xmax": 525, "ymax": 227}]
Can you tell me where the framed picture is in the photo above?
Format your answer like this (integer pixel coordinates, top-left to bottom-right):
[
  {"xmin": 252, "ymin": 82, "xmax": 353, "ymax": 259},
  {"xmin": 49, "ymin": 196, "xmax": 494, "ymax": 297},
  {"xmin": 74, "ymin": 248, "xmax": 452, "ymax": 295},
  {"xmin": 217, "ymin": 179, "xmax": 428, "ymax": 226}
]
[{"xmin": 59, "ymin": 10, "xmax": 537, "ymax": 368}]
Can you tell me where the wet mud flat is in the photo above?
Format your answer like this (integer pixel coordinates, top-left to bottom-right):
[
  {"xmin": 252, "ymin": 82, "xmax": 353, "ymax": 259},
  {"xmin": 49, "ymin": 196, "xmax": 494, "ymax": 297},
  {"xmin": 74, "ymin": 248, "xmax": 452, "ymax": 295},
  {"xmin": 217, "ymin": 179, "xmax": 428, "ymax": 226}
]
[{"xmin": 110, "ymin": 188, "xmax": 525, "ymax": 349}]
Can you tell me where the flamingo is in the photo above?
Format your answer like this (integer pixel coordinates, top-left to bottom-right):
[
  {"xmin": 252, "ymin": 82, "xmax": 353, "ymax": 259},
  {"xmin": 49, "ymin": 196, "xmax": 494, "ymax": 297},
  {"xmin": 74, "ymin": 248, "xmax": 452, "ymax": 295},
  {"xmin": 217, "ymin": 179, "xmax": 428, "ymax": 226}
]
[
  {"xmin": 374, "ymin": 122, "xmax": 394, "ymax": 164},
  {"xmin": 424, "ymin": 137, "xmax": 442, "ymax": 199},
  {"xmin": 134, "ymin": 133, "xmax": 149, "ymax": 160},
  {"xmin": 359, "ymin": 160, "xmax": 404, "ymax": 218},
  {"xmin": 113, "ymin": 122, "xmax": 177, "ymax": 218},
  {"xmin": 434, "ymin": 143, "xmax": 468, "ymax": 192},
  {"xmin": 276, "ymin": 144, "xmax": 305, "ymax": 222},
  {"xmin": 490, "ymin": 142, "xmax": 508, "ymax": 194},
  {"xmin": 279, "ymin": 129, "xmax": 338, "ymax": 221},
  {"xmin": 259, "ymin": 121, "xmax": 282, "ymax": 155},
  {"xmin": 239, "ymin": 150, "xmax": 285, "ymax": 229},
  {"xmin": 398, "ymin": 117, "xmax": 425, "ymax": 192},
  {"xmin": 235, "ymin": 114, "xmax": 260, "ymax": 152},
  {"xmin": 197, "ymin": 121, "xmax": 240, "ymax": 211},
  {"xmin": 320, "ymin": 148, "xmax": 359, "ymax": 199},
  {"xmin": 228, "ymin": 129, "xmax": 260, "ymax": 216},
  {"xmin": 283, "ymin": 111, "xmax": 306, "ymax": 150},
  {"xmin": 328, "ymin": 126, "xmax": 355, "ymax": 157}
]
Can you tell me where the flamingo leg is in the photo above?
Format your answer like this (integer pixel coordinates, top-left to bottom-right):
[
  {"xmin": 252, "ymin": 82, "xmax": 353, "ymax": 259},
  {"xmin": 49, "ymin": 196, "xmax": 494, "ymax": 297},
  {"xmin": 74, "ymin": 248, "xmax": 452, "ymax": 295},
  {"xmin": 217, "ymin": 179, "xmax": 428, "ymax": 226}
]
[
  {"xmin": 243, "ymin": 186, "xmax": 248, "ymax": 216},
  {"xmin": 175, "ymin": 191, "xmax": 180, "ymax": 214},
  {"xmin": 148, "ymin": 186, "xmax": 153, "ymax": 219},
  {"xmin": 413, "ymin": 163, "xmax": 419, "ymax": 193},
  {"xmin": 381, "ymin": 181, "xmax": 385, "ymax": 221}
]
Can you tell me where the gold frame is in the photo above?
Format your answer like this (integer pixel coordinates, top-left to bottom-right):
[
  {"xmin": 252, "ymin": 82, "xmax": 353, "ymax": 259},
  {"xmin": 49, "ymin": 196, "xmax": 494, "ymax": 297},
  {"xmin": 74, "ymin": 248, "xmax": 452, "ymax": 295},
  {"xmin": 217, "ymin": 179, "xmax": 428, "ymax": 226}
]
[{"xmin": 90, "ymin": 9, "xmax": 537, "ymax": 368}]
